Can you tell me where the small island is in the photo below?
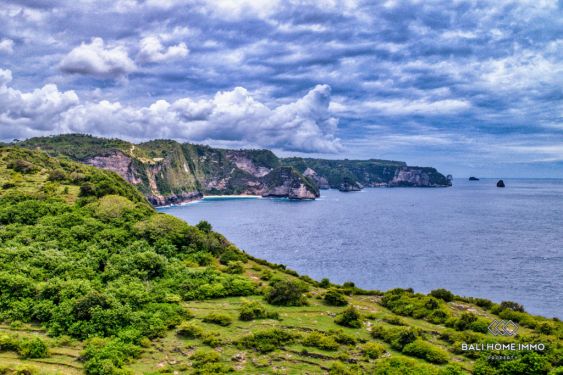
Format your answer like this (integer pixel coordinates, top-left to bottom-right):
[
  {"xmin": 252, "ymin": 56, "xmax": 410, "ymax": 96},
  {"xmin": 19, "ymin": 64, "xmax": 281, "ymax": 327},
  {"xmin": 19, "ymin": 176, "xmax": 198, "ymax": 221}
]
[{"xmin": 468, "ymin": 176, "xmax": 480, "ymax": 181}]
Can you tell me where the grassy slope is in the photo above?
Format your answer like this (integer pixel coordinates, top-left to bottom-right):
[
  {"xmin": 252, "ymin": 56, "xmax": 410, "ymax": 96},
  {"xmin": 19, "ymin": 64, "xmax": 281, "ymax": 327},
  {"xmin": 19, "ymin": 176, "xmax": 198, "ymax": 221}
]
[{"xmin": 0, "ymin": 146, "xmax": 561, "ymax": 375}]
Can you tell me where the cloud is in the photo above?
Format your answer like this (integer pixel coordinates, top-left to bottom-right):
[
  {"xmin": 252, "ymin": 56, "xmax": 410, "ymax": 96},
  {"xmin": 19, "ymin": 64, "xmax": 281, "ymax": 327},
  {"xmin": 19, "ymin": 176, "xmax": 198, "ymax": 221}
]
[
  {"xmin": 0, "ymin": 39, "xmax": 14, "ymax": 54},
  {"xmin": 0, "ymin": 70, "xmax": 340, "ymax": 152},
  {"xmin": 0, "ymin": 69, "xmax": 79, "ymax": 139},
  {"xmin": 0, "ymin": 68, "xmax": 12, "ymax": 85},
  {"xmin": 364, "ymin": 98, "xmax": 471, "ymax": 115},
  {"xmin": 137, "ymin": 36, "xmax": 188, "ymax": 63},
  {"xmin": 60, "ymin": 37, "xmax": 136, "ymax": 78}
]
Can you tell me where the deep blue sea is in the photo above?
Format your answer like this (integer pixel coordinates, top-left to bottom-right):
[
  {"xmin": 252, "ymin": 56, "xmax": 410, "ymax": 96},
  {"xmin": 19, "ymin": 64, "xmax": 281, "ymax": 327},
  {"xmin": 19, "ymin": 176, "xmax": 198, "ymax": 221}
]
[{"xmin": 159, "ymin": 179, "xmax": 563, "ymax": 318}]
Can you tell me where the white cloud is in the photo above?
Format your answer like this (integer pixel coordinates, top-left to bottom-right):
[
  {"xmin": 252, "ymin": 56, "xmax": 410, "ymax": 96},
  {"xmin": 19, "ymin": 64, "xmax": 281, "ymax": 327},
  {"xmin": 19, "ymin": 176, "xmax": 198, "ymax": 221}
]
[
  {"xmin": 0, "ymin": 70, "xmax": 340, "ymax": 153},
  {"xmin": 0, "ymin": 69, "xmax": 79, "ymax": 138},
  {"xmin": 0, "ymin": 39, "xmax": 14, "ymax": 54},
  {"xmin": 60, "ymin": 37, "xmax": 136, "ymax": 78},
  {"xmin": 364, "ymin": 98, "xmax": 471, "ymax": 115},
  {"xmin": 137, "ymin": 36, "xmax": 188, "ymax": 63},
  {"xmin": 0, "ymin": 68, "xmax": 12, "ymax": 85}
]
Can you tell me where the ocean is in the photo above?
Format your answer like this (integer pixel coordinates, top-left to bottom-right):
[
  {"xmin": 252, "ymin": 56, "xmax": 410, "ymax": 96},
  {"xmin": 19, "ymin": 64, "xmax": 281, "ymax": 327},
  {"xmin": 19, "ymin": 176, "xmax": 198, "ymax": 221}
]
[{"xmin": 158, "ymin": 178, "xmax": 563, "ymax": 318}]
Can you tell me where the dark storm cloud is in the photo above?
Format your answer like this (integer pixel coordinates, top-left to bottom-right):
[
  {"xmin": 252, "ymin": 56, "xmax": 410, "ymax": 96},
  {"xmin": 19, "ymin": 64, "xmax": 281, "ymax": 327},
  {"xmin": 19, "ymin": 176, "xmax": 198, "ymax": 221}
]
[{"xmin": 0, "ymin": 0, "xmax": 561, "ymax": 175}]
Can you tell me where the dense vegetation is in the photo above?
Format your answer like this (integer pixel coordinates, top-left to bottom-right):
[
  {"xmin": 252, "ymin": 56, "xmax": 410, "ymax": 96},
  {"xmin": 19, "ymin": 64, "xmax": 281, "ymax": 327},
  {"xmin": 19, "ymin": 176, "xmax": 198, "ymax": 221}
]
[{"xmin": 0, "ymin": 146, "xmax": 561, "ymax": 374}]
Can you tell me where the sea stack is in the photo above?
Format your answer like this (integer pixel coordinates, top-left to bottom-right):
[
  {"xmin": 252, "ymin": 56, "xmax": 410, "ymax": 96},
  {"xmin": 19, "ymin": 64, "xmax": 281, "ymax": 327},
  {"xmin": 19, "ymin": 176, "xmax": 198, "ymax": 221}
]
[{"xmin": 497, "ymin": 180, "xmax": 505, "ymax": 188}]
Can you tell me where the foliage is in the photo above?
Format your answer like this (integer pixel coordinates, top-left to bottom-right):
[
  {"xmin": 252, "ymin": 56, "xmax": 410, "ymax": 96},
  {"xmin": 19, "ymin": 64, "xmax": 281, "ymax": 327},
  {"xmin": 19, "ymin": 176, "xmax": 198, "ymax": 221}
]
[
  {"xmin": 238, "ymin": 329, "xmax": 295, "ymax": 353},
  {"xmin": 430, "ymin": 288, "xmax": 454, "ymax": 302},
  {"xmin": 302, "ymin": 331, "xmax": 339, "ymax": 351},
  {"xmin": 402, "ymin": 339, "xmax": 449, "ymax": 364},
  {"xmin": 265, "ymin": 278, "xmax": 308, "ymax": 306},
  {"xmin": 17, "ymin": 337, "xmax": 49, "ymax": 359},
  {"xmin": 324, "ymin": 289, "xmax": 348, "ymax": 306},
  {"xmin": 334, "ymin": 306, "xmax": 362, "ymax": 328},
  {"xmin": 177, "ymin": 321, "xmax": 203, "ymax": 339},
  {"xmin": 381, "ymin": 288, "xmax": 450, "ymax": 324},
  {"xmin": 202, "ymin": 312, "xmax": 233, "ymax": 326},
  {"xmin": 361, "ymin": 342, "xmax": 386, "ymax": 359},
  {"xmin": 371, "ymin": 325, "xmax": 419, "ymax": 351},
  {"xmin": 238, "ymin": 300, "xmax": 279, "ymax": 321}
]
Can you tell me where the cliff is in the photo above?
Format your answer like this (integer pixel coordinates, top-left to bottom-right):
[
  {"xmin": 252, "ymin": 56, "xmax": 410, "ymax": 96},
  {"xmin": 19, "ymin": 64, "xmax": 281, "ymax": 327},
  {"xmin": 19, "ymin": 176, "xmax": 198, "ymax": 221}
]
[
  {"xmin": 282, "ymin": 157, "xmax": 452, "ymax": 190},
  {"xmin": 18, "ymin": 134, "xmax": 450, "ymax": 205},
  {"xmin": 18, "ymin": 135, "xmax": 318, "ymax": 205}
]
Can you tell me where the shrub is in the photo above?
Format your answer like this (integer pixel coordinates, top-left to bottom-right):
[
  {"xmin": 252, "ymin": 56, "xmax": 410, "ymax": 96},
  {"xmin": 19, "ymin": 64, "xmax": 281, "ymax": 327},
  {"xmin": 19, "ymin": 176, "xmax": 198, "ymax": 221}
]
[
  {"xmin": 402, "ymin": 339, "xmax": 448, "ymax": 364},
  {"xmin": 238, "ymin": 329, "xmax": 295, "ymax": 353},
  {"xmin": 196, "ymin": 220, "xmax": 212, "ymax": 233},
  {"xmin": 203, "ymin": 313, "xmax": 232, "ymax": 327},
  {"xmin": 238, "ymin": 300, "xmax": 279, "ymax": 321},
  {"xmin": 327, "ymin": 330, "xmax": 356, "ymax": 345},
  {"xmin": 83, "ymin": 337, "xmax": 141, "ymax": 375},
  {"xmin": 329, "ymin": 362, "xmax": 353, "ymax": 375},
  {"xmin": 500, "ymin": 301, "xmax": 525, "ymax": 313},
  {"xmin": 17, "ymin": 337, "xmax": 49, "ymax": 359},
  {"xmin": 371, "ymin": 325, "xmax": 418, "ymax": 351},
  {"xmin": 302, "ymin": 331, "xmax": 338, "ymax": 351},
  {"xmin": 225, "ymin": 261, "xmax": 244, "ymax": 274},
  {"xmin": 324, "ymin": 289, "xmax": 348, "ymax": 306},
  {"xmin": 383, "ymin": 316, "xmax": 405, "ymax": 326},
  {"xmin": 265, "ymin": 278, "xmax": 308, "ymax": 306},
  {"xmin": 430, "ymin": 288, "xmax": 454, "ymax": 302},
  {"xmin": 7, "ymin": 160, "xmax": 37, "ymax": 174},
  {"xmin": 218, "ymin": 246, "xmax": 247, "ymax": 265},
  {"xmin": 177, "ymin": 321, "xmax": 203, "ymax": 339},
  {"xmin": 362, "ymin": 342, "xmax": 386, "ymax": 359},
  {"xmin": 319, "ymin": 278, "xmax": 331, "ymax": 288},
  {"xmin": 200, "ymin": 331, "xmax": 224, "ymax": 347},
  {"xmin": 335, "ymin": 306, "xmax": 362, "ymax": 328},
  {"xmin": 0, "ymin": 334, "xmax": 20, "ymax": 352}
]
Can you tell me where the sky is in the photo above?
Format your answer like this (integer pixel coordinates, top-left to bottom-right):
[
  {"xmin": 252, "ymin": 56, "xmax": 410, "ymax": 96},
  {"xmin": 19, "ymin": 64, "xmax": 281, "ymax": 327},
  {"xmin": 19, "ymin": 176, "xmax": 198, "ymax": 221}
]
[{"xmin": 0, "ymin": 0, "xmax": 562, "ymax": 177}]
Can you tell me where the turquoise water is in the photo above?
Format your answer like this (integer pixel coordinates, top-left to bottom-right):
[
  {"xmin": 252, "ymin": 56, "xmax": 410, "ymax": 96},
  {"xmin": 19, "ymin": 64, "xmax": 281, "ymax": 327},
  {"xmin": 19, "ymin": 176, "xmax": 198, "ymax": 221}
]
[{"xmin": 159, "ymin": 179, "xmax": 563, "ymax": 318}]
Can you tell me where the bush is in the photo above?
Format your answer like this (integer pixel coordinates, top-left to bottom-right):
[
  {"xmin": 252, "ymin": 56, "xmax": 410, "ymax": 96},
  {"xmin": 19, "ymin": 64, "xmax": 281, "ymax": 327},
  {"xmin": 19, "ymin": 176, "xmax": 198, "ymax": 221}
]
[
  {"xmin": 202, "ymin": 313, "xmax": 232, "ymax": 327},
  {"xmin": 327, "ymin": 330, "xmax": 356, "ymax": 345},
  {"xmin": 335, "ymin": 306, "xmax": 362, "ymax": 328},
  {"xmin": 371, "ymin": 325, "xmax": 418, "ymax": 351},
  {"xmin": 225, "ymin": 261, "xmax": 244, "ymax": 274},
  {"xmin": 17, "ymin": 337, "xmax": 49, "ymax": 359},
  {"xmin": 362, "ymin": 342, "xmax": 386, "ymax": 359},
  {"xmin": 7, "ymin": 160, "xmax": 37, "ymax": 174},
  {"xmin": 238, "ymin": 300, "xmax": 279, "ymax": 321},
  {"xmin": 218, "ymin": 246, "xmax": 247, "ymax": 265},
  {"xmin": 238, "ymin": 329, "xmax": 295, "ymax": 353},
  {"xmin": 319, "ymin": 278, "xmax": 331, "ymax": 288},
  {"xmin": 265, "ymin": 278, "xmax": 308, "ymax": 306},
  {"xmin": 430, "ymin": 288, "xmax": 454, "ymax": 302},
  {"xmin": 324, "ymin": 289, "xmax": 348, "ymax": 306},
  {"xmin": 329, "ymin": 362, "xmax": 353, "ymax": 375},
  {"xmin": 177, "ymin": 321, "xmax": 203, "ymax": 339},
  {"xmin": 500, "ymin": 301, "xmax": 525, "ymax": 313},
  {"xmin": 83, "ymin": 337, "xmax": 141, "ymax": 375},
  {"xmin": 302, "ymin": 331, "xmax": 339, "ymax": 351},
  {"xmin": 0, "ymin": 334, "xmax": 20, "ymax": 352},
  {"xmin": 402, "ymin": 339, "xmax": 448, "ymax": 364}
]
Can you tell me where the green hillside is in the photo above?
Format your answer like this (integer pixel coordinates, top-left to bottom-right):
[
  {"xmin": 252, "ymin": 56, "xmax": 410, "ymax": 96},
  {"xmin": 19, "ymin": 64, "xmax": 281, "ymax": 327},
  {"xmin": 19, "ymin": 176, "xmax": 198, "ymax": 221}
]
[{"xmin": 0, "ymin": 146, "xmax": 560, "ymax": 374}]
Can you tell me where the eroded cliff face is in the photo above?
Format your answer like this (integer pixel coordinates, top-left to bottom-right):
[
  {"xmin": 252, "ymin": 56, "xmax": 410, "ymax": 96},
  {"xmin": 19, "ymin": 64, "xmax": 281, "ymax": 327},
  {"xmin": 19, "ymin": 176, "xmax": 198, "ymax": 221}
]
[
  {"xmin": 85, "ymin": 151, "xmax": 142, "ymax": 185},
  {"xmin": 262, "ymin": 167, "xmax": 319, "ymax": 199},
  {"xmin": 80, "ymin": 144, "xmax": 318, "ymax": 205},
  {"xmin": 389, "ymin": 167, "xmax": 451, "ymax": 187},
  {"xmin": 303, "ymin": 167, "xmax": 330, "ymax": 189}
]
